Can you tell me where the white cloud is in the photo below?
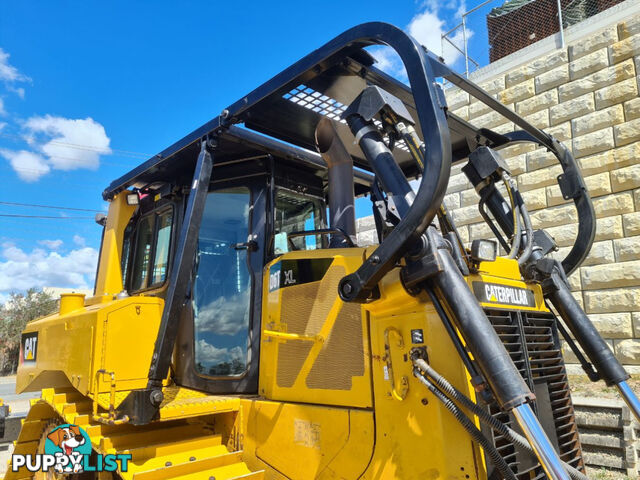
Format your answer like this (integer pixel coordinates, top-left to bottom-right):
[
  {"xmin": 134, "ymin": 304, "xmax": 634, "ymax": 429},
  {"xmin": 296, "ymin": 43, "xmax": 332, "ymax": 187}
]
[
  {"xmin": 195, "ymin": 339, "xmax": 244, "ymax": 365},
  {"xmin": 0, "ymin": 98, "xmax": 5, "ymax": 116},
  {"xmin": 0, "ymin": 48, "xmax": 31, "ymax": 84},
  {"xmin": 370, "ymin": 1, "xmax": 472, "ymax": 79},
  {"xmin": 0, "ymin": 115, "xmax": 112, "ymax": 181},
  {"xmin": 0, "ymin": 244, "xmax": 98, "ymax": 294},
  {"xmin": 194, "ymin": 291, "xmax": 250, "ymax": 336},
  {"xmin": 0, "ymin": 148, "xmax": 50, "ymax": 182},
  {"xmin": 72, "ymin": 235, "xmax": 86, "ymax": 247},
  {"xmin": 24, "ymin": 115, "xmax": 111, "ymax": 171},
  {"xmin": 38, "ymin": 239, "xmax": 64, "ymax": 250}
]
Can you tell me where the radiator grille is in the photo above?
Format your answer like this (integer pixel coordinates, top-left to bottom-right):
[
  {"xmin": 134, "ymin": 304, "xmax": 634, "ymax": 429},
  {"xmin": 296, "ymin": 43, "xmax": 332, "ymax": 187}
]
[{"xmin": 483, "ymin": 309, "xmax": 585, "ymax": 479}]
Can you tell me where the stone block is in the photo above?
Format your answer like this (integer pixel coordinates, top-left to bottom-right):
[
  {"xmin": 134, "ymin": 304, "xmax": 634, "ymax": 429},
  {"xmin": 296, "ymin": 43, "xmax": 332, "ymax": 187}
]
[
  {"xmin": 608, "ymin": 33, "xmax": 640, "ymax": 64},
  {"xmin": 558, "ymin": 59, "xmax": 635, "ymax": 102},
  {"xmin": 569, "ymin": 48, "xmax": 609, "ymax": 80},
  {"xmin": 569, "ymin": 25, "xmax": 618, "ymax": 60},
  {"xmin": 633, "ymin": 312, "xmax": 640, "ymax": 337},
  {"xmin": 443, "ymin": 192, "xmax": 460, "ymax": 210},
  {"xmin": 581, "ymin": 260, "xmax": 640, "ymax": 289},
  {"xmin": 547, "ymin": 172, "xmax": 611, "ymax": 207},
  {"xmin": 614, "ymin": 236, "xmax": 640, "ymax": 262},
  {"xmin": 618, "ymin": 16, "xmax": 640, "ymax": 40},
  {"xmin": 572, "ymin": 127, "xmax": 614, "ymax": 158},
  {"xmin": 613, "ymin": 117, "xmax": 640, "ymax": 147},
  {"xmin": 505, "ymin": 50, "xmax": 568, "ymax": 87},
  {"xmin": 546, "ymin": 223, "xmax": 578, "ymax": 247},
  {"xmin": 515, "ymin": 89, "xmax": 558, "ymax": 116},
  {"xmin": 469, "ymin": 222, "xmax": 493, "ymax": 240},
  {"xmin": 460, "ymin": 188, "xmax": 478, "ymax": 207},
  {"xmin": 356, "ymin": 229, "xmax": 378, "ymax": 246},
  {"xmin": 571, "ymin": 105, "xmax": 624, "ymax": 137},
  {"xmin": 536, "ymin": 65, "xmax": 569, "ymax": 94},
  {"xmin": 593, "ymin": 192, "xmax": 634, "ymax": 218},
  {"xmin": 613, "ymin": 141, "xmax": 640, "ymax": 169},
  {"xmin": 584, "ymin": 287, "xmax": 640, "ymax": 313},
  {"xmin": 452, "ymin": 204, "xmax": 483, "ymax": 226},
  {"xmin": 505, "ymin": 154, "xmax": 526, "ymax": 175},
  {"xmin": 582, "ymin": 240, "xmax": 615, "ymax": 266},
  {"xmin": 472, "ymin": 110, "xmax": 509, "ymax": 129},
  {"xmin": 623, "ymin": 212, "xmax": 640, "ymax": 236},
  {"xmin": 468, "ymin": 100, "xmax": 492, "ymax": 119},
  {"xmin": 448, "ymin": 172, "xmax": 471, "ymax": 193},
  {"xmin": 451, "ymin": 106, "xmax": 469, "ymax": 121},
  {"xmin": 521, "ymin": 187, "xmax": 547, "ymax": 211},
  {"xmin": 445, "ymin": 88, "xmax": 469, "ymax": 110},
  {"xmin": 356, "ymin": 215, "xmax": 376, "ymax": 231},
  {"xmin": 499, "ymin": 79, "xmax": 535, "ymax": 105},
  {"xmin": 623, "ymin": 97, "xmax": 640, "ymax": 121},
  {"xmin": 550, "ymin": 93, "xmax": 595, "ymax": 126},
  {"xmin": 492, "ymin": 122, "xmax": 514, "ymax": 135},
  {"xmin": 594, "ymin": 77, "xmax": 638, "ymax": 109},
  {"xmin": 524, "ymin": 109, "xmax": 550, "ymax": 129},
  {"xmin": 545, "ymin": 122, "xmax": 571, "ymax": 141},
  {"xmin": 588, "ymin": 312, "xmax": 634, "ymax": 338},
  {"xmin": 517, "ymin": 164, "xmax": 563, "ymax": 191},
  {"xmin": 614, "ymin": 339, "xmax": 640, "ymax": 364},
  {"xmin": 611, "ymin": 164, "xmax": 640, "ymax": 193},
  {"xmin": 526, "ymin": 148, "xmax": 556, "ymax": 172},
  {"xmin": 530, "ymin": 204, "xmax": 577, "ymax": 229},
  {"xmin": 500, "ymin": 142, "xmax": 536, "ymax": 158},
  {"xmin": 479, "ymin": 76, "xmax": 505, "ymax": 94},
  {"xmin": 596, "ymin": 215, "xmax": 624, "ymax": 241},
  {"xmin": 457, "ymin": 225, "xmax": 469, "ymax": 244}
]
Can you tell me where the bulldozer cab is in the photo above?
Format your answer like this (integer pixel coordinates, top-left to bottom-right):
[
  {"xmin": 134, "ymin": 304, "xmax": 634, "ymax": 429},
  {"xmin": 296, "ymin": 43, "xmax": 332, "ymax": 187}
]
[{"xmin": 7, "ymin": 21, "xmax": 640, "ymax": 480}]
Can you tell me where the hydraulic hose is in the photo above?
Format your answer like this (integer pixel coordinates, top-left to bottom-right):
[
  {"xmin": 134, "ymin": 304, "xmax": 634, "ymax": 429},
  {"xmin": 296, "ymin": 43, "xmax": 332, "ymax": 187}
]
[
  {"xmin": 413, "ymin": 359, "xmax": 587, "ymax": 480},
  {"xmin": 502, "ymin": 174, "xmax": 521, "ymax": 259},
  {"xmin": 517, "ymin": 198, "xmax": 534, "ymax": 266},
  {"xmin": 413, "ymin": 369, "xmax": 518, "ymax": 480}
]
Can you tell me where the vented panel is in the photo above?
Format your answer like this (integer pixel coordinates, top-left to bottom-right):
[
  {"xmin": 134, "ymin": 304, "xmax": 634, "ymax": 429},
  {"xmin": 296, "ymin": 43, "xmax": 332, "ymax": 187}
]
[
  {"xmin": 276, "ymin": 266, "xmax": 365, "ymax": 390},
  {"xmin": 306, "ymin": 303, "xmax": 364, "ymax": 390},
  {"xmin": 484, "ymin": 309, "xmax": 585, "ymax": 479}
]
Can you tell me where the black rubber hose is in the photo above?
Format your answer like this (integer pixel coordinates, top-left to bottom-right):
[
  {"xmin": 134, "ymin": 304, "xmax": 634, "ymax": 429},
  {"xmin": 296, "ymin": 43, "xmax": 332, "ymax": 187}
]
[
  {"xmin": 413, "ymin": 369, "xmax": 519, "ymax": 480},
  {"xmin": 414, "ymin": 359, "xmax": 588, "ymax": 480}
]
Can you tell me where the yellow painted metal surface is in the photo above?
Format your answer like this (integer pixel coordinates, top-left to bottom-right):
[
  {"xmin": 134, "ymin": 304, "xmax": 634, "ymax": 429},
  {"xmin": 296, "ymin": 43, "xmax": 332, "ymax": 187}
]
[
  {"xmin": 468, "ymin": 257, "xmax": 548, "ymax": 312},
  {"xmin": 4, "ymin": 388, "xmax": 263, "ymax": 480},
  {"xmin": 242, "ymin": 399, "xmax": 374, "ymax": 480},
  {"xmin": 94, "ymin": 192, "xmax": 136, "ymax": 297},
  {"xmin": 260, "ymin": 248, "xmax": 372, "ymax": 409},
  {"xmin": 16, "ymin": 296, "xmax": 163, "ymax": 398},
  {"xmin": 359, "ymin": 269, "xmax": 487, "ymax": 480}
]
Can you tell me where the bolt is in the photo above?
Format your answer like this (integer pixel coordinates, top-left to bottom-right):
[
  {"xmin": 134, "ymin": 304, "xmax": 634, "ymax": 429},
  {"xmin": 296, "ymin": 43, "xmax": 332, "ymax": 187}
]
[
  {"xmin": 189, "ymin": 457, "xmax": 196, "ymax": 462},
  {"xmin": 150, "ymin": 389, "xmax": 164, "ymax": 406},
  {"xmin": 165, "ymin": 462, "xmax": 172, "ymax": 467},
  {"xmin": 221, "ymin": 109, "xmax": 230, "ymax": 118},
  {"xmin": 371, "ymin": 255, "xmax": 380, "ymax": 265},
  {"xmin": 421, "ymin": 398, "xmax": 429, "ymax": 405},
  {"xmin": 342, "ymin": 283, "xmax": 352, "ymax": 294}
]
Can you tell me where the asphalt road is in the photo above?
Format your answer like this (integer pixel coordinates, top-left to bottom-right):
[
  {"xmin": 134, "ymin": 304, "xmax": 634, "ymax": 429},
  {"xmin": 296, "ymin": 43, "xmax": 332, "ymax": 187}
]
[{"xmin": 0, "ymin": 376, "xmax": 40, "ymax": 416}]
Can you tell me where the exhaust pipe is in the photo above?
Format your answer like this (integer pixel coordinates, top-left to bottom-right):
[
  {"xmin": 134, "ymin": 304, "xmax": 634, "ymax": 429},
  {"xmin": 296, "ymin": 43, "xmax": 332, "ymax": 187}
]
[{"xmin": 315, "ymin": 117, "xmax": 356, "ymax": 247}]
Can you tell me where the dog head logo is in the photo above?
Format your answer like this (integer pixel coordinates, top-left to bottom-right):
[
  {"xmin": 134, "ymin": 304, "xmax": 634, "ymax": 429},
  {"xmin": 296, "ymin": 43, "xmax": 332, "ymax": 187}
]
[
  {"xmin": 44, "ymin": 424, "xmax": 91, "ymax": 473},
  {"xmin": 47, "ymin": 425, "xmax": 86, "ymax": 455}
]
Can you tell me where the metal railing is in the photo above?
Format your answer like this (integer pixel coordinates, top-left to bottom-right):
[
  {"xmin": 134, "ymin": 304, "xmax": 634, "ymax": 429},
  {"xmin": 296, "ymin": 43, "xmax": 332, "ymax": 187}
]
[{"xmin": 443, "ymin": 0, "xmax": 626, "ymax": 77}]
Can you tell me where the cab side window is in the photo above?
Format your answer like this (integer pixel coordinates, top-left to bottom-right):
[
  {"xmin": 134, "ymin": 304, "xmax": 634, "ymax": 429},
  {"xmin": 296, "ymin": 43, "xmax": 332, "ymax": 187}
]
[
  {"xmin": 273, "ymin": 188, "xmax": 324, "ymax": 254},
  {"xmin": 129, "ymin": 209, "xmax": 174, "ymax": 291}
]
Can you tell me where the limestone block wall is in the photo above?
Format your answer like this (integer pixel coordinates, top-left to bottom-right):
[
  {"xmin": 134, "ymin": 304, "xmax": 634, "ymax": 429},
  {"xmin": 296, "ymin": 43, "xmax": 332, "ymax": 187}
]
[{"xmin": 356, "ymin": 11, "xmax": 640, "ymax": 370}]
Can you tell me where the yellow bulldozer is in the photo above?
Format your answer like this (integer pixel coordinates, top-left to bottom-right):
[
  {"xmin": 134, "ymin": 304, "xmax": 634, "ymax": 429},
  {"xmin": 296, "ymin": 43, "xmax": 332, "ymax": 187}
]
[{"xmin": 3, "ymin": 22, "xmax": 639, "ymax": 480}]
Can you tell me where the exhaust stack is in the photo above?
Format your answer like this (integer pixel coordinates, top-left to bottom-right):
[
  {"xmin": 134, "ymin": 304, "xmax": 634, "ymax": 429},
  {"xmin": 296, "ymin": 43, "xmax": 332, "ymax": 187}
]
[{"xmin": 315, "ymin": 117, "xmax": 356, "ymax": 247}]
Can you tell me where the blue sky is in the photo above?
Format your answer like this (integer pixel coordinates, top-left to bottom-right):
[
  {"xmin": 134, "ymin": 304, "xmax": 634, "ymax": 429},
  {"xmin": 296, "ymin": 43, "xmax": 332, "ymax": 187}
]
[{"xmin": 0, "ymin": 0, "xmax": 497, "ymax": 300}]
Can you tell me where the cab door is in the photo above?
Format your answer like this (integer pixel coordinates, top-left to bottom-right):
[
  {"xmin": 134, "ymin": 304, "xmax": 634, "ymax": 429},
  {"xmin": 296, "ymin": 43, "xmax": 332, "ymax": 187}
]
[{"xmin": 176, "ymin": 176, "xmax": 266, "ymax": 394}]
